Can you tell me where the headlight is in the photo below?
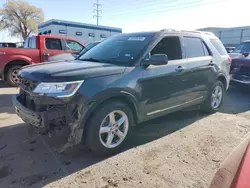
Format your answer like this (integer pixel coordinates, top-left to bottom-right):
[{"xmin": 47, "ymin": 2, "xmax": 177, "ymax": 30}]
[{"xmin": 33, "ymin": 80, "xmax": 84, "ymax": 98}]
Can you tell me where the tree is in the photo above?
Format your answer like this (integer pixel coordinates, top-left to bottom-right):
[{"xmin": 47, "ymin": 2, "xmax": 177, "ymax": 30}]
[{"xmin": 0, "ymin": 0, "xmax": 44, "ymax": 40}]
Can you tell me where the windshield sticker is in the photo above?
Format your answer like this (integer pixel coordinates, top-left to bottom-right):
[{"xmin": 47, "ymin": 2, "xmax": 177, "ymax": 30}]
[{"xmin": 128, "ymin": 37, "xmax": 146, "ymax": 41}]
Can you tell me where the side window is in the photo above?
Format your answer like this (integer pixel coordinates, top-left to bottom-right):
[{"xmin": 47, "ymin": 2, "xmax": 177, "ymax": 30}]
[
  {"xmin": 151, "ymin": 36, "xmax": 182, "ymax": 61},
  {"xmin": 183, "ymin": 37, "xmax": 205, "ymax": 58},
  {"xmin": 45, "ymin": 38, "xmax": 62, "ymax": 50},
  {"xmin": 23, "ymin": 38, "xmax": 30, "ymax": 48},
  {"xmin": 30, "ymin": 37, "xmax": 36, "ymax": 48},
  {"xmin": 66, "ymin": 40, "xmax": 83, "ymax": 52},
  {"xmin": 210, "ymin": 39, "xmax": 227, "ymax": 55}
]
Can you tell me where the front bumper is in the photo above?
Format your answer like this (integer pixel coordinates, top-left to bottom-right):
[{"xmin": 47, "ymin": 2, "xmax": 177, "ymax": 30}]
[{"xmin": 13, "ymin": 94, "xmax": 70, "ymax": 133}]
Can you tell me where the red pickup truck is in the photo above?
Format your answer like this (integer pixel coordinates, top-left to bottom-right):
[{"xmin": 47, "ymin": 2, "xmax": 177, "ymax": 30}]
[{"xmin": 0, "ymin": 35, "xmax": 84, "ymax": 86}]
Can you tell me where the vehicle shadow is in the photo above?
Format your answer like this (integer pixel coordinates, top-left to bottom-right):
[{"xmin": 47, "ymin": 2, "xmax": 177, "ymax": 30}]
[
  {"xmin": 0, "ymin": 109, "xmax": 207, "ymax": 187},
  {"xmin": 0, "ymin": 80, "xmax": 9, "ymax": 88},
  {"xmin": 0, "ymin": 94, "xmax": 16, "ymax": 115},
  {"xmin": 0, "ymin": 80, "xmax": 18, "ymax": 115},
  {"xmin": 219, "ymin": 85, "xmax": 250, "ymax": 114}
]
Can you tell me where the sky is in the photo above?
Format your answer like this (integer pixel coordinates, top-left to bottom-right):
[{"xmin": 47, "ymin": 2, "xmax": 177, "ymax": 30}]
[{"xmin": 0, "ymin": 0, "xmax": 249, "ymax": 42}]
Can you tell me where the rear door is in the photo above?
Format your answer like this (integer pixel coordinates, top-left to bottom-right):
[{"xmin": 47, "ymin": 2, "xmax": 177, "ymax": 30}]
[
  {"xmin": 41, "ymin": 38, "xmax": 64, "ymax": 62},
  {"xmin": 182, "ymin": 36, "xmax": 215, "ymax": 102}
]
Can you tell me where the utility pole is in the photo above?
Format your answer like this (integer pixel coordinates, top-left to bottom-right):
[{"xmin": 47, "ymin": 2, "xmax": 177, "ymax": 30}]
[{"xmin": 93, "ymin": 0, "xmax": 102, "ymax": 25}]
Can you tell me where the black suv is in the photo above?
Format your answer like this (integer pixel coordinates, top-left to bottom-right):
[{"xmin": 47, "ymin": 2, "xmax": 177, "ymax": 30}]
[{"xmin": 13, "ymin": 30, "xmax": 231, "ymax": 155}]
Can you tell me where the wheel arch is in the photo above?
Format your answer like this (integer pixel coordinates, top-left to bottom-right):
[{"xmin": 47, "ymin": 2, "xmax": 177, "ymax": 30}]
[
  {"xmin": 3, "ymin": 60, "xmax": 29, "ymax": 79},
  {"xmin": 216, "ymin": 74, "xmax": 227, "ymax": 90},
  {"xmin": 81, "ymin": 93, "xmax": 139, "ymax": 130}
]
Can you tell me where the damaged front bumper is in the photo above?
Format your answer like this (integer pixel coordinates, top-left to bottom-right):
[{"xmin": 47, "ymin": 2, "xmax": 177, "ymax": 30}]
[
  {"xmin": 13, "ymin": 91, "xmax": 90, "ymax": 152},
  {"xmin": 13, "ymin": 94, "xmax": 68, "ymax": 133}
]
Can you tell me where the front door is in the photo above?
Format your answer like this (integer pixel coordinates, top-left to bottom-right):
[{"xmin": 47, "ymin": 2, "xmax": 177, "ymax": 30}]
[
  {"xmin": 64, "ymin": 39, "xmax": 84, "ymax": 55},
  {"xmin": 138, "ymin": 36, "xmax": 192, "ymax": 119},
  {"xmin": 41, "ymin": 38, "xmax": 64, "ymax": 62}
]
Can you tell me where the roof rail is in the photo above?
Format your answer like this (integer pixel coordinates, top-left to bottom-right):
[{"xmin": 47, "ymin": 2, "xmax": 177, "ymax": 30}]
[
  {"xmin": 161, "ymin": 28, "xmax": 178, "ymax": 32},
  {"xmin": 181, "ymin": 30, "xmax": 215, "ymax": 36},
  {"xmin": 181, "ymin": 30, "xmax": 201, "ymax": 34}
]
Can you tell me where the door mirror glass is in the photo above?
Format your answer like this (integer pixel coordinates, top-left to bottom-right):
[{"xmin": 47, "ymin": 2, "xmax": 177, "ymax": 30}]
[{"xmin": 142, "ymin": 54, "xmax": 168, "ymax": 66}]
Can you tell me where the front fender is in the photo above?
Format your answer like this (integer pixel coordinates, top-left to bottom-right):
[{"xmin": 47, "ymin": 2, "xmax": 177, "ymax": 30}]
[{"xmin": 79, "ymin": 90, "xmax": 140, "ymax": 129}]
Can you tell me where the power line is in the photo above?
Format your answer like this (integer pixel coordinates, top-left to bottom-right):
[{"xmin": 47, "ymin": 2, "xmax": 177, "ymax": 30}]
[
  {"xmin": 104, "ymin": 0, "xmax": 211, "ymax": 16},
  {"xmin": 93, "ymin": 0, "xmax": 102, "ymax": 25},
  {"xmin": 104, "ymin": 0, "xmax": 192, "ymax": 16},
  {"xmin": 104, "ymin": 0, "xmax": 224, "ymax": 20},
  {"xmin": 102, "ymin": 0, "xmax": 165, "ymax": 11}
]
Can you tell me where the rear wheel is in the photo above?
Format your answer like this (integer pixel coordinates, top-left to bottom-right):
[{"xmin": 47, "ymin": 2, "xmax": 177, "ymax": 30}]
[
  {"xmin": 84, "ymin": 101, "xmax": 133, "ymax": 156},
  {"xmin": 202, "ymin": 80, "xmax": 224, "ymax": 113},
  {"xmin": 5, "ymin": 65, "xmax": 22, "ymax": 87}
]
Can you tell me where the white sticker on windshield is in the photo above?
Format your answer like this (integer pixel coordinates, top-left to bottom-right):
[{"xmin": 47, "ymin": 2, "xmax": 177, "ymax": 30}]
[{"xmin": 128, "ymin": 37, "xmax": 146, "ymax": 41}]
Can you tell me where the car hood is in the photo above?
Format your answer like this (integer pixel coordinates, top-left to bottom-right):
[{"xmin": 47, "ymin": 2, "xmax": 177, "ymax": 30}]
[{"xmin": 19, "ymin": 60, "xmax": 126, "ymax": 82}]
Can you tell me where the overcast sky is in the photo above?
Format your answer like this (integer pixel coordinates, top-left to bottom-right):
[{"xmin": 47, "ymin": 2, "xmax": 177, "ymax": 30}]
[{"xmin": 0, "ymin": 0, "xmax": 248, "ymax": 42}]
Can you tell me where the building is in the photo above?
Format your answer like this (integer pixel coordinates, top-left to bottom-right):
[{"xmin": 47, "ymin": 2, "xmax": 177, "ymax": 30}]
[
  {"xmin": 198, "ymin": 26, "xmax": 250, "ymax": 47},
  {"xmin": 38, "ymin": 19, "xmax": 122, "ymax": 44}
]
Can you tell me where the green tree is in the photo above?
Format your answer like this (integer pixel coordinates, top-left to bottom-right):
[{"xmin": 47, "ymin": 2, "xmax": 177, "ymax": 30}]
[{"xmin": 0, "ymin": 0, "xmax": 44, "ymax": 40}]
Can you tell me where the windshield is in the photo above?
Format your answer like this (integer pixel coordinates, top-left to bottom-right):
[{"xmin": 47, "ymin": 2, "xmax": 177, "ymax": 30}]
[
  {"xmin": 78, "ymin": 42, "xmax": 99, "ymax": 56},
  {"xmin": 233, "ymin": 42, "xmax": 250, "ymax": 53},
  {"xmin": 78, "ymin": 34, "xmax": 154, "ymax": 65}
]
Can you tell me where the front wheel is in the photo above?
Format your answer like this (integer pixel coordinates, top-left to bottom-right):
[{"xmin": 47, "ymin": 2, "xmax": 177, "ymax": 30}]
[
  {"xmin": 202, "ymin": 80, "xmax": 224, "ymax": 113},
  {"xmin": 5, "ymin": 65, "xmax": 22, "ymax": 87},
  {"xmin": 84, "ymin": 101, "xmax": 133, "ymax": 156}
]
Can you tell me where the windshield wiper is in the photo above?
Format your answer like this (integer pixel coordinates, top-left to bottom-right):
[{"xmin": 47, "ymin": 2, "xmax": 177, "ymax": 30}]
[
  {"xmin": 80, "ymin": 58, "xmax": 113, "ymax": 64},
  {"xmin": 79, "ymin": 58, "xmax": 102, "ymax": 62}
]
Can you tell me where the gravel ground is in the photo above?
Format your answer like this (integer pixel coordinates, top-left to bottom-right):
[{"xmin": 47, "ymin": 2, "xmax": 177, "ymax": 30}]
[{"xmin": 1, "ymin": 81, "xmax": 250, "ymax": 188}]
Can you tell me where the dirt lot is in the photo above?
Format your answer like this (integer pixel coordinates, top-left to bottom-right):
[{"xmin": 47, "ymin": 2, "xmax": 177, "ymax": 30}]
[{"xmin": 1, "ymin": 81, "xmax": 250, "ymax": 188}]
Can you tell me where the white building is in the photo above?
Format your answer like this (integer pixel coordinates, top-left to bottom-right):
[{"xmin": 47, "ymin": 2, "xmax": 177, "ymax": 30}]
[
  {"xmin": 38, "ymin": 19, "xmax": 122, "ymax": 45},
  {"xmin": 199, "ymin": 26, "xmax": 250, "ymax": 47}
]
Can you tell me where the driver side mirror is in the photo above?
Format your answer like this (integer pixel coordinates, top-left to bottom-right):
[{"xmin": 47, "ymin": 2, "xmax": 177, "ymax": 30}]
[{"xmin": 142, "ymin": 54, "xmax": 168, "ymax": 66}]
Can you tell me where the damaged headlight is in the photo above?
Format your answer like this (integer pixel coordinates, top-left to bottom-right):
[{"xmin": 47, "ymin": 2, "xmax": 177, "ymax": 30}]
[{"xmin": 33, "ymin": 80, "xmax": 84, "ymax": 98}]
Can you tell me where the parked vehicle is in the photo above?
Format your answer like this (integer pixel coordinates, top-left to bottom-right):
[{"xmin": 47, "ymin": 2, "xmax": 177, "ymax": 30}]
[
  {"xmin": 48, "ymin": 42, "xmax": 100, "ymax": 62},
  {"xmin": 210, "ymin": 136, "xmax": 250, "ymax": 188},
  {"xmin": 0, "ymin": 35, "xmax": 84, "ymax": 86},
  {"xmin": 13, "ymin": 30, "xmax": 231, "ymax": 155},
  {"xmin": 230, "ymin": 41, "xmax": 250, "ymax": 85},
  {"xmin": 225, "ymin": 46, "xmax": 235, "ymax": 53}
]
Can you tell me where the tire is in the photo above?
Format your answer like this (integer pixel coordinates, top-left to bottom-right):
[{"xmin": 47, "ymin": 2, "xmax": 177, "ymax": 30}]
[
  {"xmin": 5, "ymin": 65, "xmax": 22, "ymax": 87},
  {"xmin": 84, "ymin": 101, "xmax": 133, "ymax": 156},
  {"xmin": 202, "ymin": 80, "xmax": 224, "ymax": 113}
]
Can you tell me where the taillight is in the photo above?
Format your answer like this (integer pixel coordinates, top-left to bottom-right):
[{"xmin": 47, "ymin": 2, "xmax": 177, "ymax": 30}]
[{"xmin": 228, "ymin": 57, "xmax": 232, "ymax": 63}]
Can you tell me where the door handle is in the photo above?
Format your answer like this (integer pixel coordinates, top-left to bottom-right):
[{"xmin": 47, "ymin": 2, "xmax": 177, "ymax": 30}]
[
  {"xmin": 43, "ymin": 53, "xmax": 50, "ymax": 57},
  {"xmin": 175, "ymin": 66, "xmax": 186, "ymax": 72}
]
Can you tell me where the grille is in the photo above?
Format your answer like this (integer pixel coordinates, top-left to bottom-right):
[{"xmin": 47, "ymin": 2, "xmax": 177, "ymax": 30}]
[{"xmin": 19, "ymin": 78, "xmax": 38, "ymax": 92}]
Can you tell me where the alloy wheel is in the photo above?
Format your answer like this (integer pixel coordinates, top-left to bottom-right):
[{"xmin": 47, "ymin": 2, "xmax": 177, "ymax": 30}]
[
  {"xmin": 211, "ymin": 85, "xmax": 223, "ymax": 109},
  {"xmin": 99, "ymin": 110, "xmax": 129, "ymax": 148}
]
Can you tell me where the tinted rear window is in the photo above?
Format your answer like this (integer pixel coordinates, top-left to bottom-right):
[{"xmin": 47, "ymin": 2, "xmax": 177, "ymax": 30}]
[
  {"xmin": 210, "ymin": 39, "xmax": 227, "ymax": 55},
  {"xmin": 183, "ymin": 37, "xmax": 205, "ymax": 58}
]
